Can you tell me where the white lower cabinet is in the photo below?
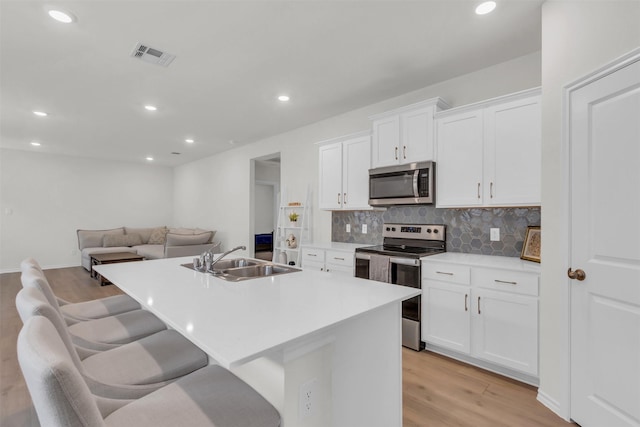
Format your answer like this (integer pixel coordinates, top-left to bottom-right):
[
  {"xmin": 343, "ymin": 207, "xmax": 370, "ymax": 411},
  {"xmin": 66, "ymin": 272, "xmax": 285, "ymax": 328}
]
[
  {"xmin": 422, "ymin": 255, "xmax": 539, "ymax": 383},
  {"xmin": 301, "ymin": 246, "xmax": 356, "ymax": 276},
  {"xmin": 423, "ymin": 283, "xmax": 471, "ymax": 354}
]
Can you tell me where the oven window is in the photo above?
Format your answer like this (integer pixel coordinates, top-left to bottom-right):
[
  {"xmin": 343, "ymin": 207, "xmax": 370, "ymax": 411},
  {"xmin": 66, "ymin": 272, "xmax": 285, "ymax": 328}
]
[
  {"xmin": 354, "ymin": 257, "xmax": 370, "ymax": 279},
  {"xmin": 370, "ymin": 172, "xmax": 415, "ymax": 199},
  {"xmin": 391, "ymin": 262, "xmax": 421, "ymax": 322},
  {"xmin": 392, "ymin": 263, "xmax": 420, "ymax": 289}
]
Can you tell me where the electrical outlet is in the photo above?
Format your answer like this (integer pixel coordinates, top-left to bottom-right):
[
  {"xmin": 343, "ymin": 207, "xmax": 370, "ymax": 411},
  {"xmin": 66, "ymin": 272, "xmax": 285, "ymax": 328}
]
[
  {"xmin": 362, "ymin": 224, "xmax": 368, "ymax": 234},
  {"xmin": 299, "ymin": 378, "xmax": 317, "ymax": 419},
  {"xmin": 490, "ymin": 228, "xmax": 500, "ymax": 241},
  {"xmin": 346, "ymin": 224, "xmax": 351, "ymax": 233}
]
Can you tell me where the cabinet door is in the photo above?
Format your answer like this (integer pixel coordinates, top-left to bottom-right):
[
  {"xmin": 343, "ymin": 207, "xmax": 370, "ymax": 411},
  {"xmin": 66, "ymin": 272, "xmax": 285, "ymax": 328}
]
[
  {"xmin": 422, "ymin": 282, "xmax": 471, "ymax": 354},
  {"xmin": 472, "ymin": 289, "xmax": 538, "ymax": 375},
  {"xmin": 484, "ymin": 95, "xmax": 541, "ymax": 206},
  {"xmin": 342, "ymin": 136, "xmax": 371, "ymax": 209},
  {"xmin": 303, "ymin": 260, "xmax": 325, "ymax": 272},
  {"xmin": 318, "ymin": 142, "xmax": 343, "ymax": 209},
  {"xmin": 435, "ymin": 110, "xmax": 484, "ymax": 207},
  {"xmin": 372, "ymin": 115, "xmax": 400, "ymax": 168},
  {"xmin": 401, "ymin": 106, "xmax": 435, "ymax": 163}
]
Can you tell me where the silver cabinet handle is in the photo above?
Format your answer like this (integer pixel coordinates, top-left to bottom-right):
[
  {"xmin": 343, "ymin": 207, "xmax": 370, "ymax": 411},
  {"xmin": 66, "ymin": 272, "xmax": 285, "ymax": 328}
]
[
  {"xmin": 494, "ymin": 279, "xmax": 517, "ymax": 285},
  {"xmin": 307, "ymin": 253, "xmax": 317, "ymax": 257},
  {"xmin": 477, "ymin": 296, "xmax": 481, "ymax": 314},
  {"xmin": 337, "ymin": 193, "xmax": 341, "ymax": 205},
  {"xmin": 436, "ymin": 271, "xmax": 453, "ymax": 276},
  {"xmin": 333, "ymin": 257, "xmax": 345, "ymax": 261},
  {"xmin": 343, "ymin": 193, "xmax": 347, "ymax": 205},
  {"xmin": 403, "ymin": 145, "xmax": 407, "ymax": 159},
  {"xmin": 395, "ymin": 146, "xmax": 398, "ymax": 160},
  {"xmin": 477, "ymin": 183, "xmax": 481, "ymax": 199},
  {"xmin": 464, "ymin": 294, "xmax": 468, "ymax": 312},
  {"xmin": 490, "ymin": 182, "xmax": 494, "ymax": 198}
]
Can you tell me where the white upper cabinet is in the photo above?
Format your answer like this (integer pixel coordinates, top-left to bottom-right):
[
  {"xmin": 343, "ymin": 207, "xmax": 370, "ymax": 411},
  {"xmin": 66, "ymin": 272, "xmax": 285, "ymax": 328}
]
[
  {"xmin": 370, "ymin": 98, "xmax": 450, "ymax": 168},
  {"xmin": 435, "ymin": 88, "xmax": 541, "ymax": 208},
  {"xmin": 484, "ymin": 95, "xmax": 541, "ymax": 206},
  {"xmin": 435, "ymin": 110, "xmax": 485, "ymax": 207},
  {"xmin": 318, "ymin": 131, "xmax": 372, "ymax": 210}
]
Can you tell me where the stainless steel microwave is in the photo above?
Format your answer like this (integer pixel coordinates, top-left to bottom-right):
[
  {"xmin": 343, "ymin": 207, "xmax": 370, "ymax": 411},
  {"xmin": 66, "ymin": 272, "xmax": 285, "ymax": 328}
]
[{"xmin": 368, "ymin": 161, "xmax": 435, "ymax": 206}]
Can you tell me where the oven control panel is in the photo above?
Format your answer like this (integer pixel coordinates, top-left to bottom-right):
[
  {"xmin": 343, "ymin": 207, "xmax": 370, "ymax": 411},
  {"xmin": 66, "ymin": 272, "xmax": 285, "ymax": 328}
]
[{"xmin": 382, "ymin": 223, "xmax": 445, "ymax": 241}]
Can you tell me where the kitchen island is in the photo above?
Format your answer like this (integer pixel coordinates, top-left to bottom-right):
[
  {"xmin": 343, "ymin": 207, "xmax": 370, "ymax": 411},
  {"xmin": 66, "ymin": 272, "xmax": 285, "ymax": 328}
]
[{"xmin": 94, "ymin": 256, "xmax": 419, "ymax": 427}]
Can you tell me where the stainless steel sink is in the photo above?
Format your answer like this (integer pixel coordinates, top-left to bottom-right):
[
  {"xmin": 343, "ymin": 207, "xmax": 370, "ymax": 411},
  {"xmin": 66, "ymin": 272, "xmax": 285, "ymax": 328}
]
[
  {"xmin": 181, "ymin": 258, "xmax": 300, "ymax": 281},
  {"xmin": 220, "ymin": 263, "xmax": 300, "ymax": 281},
  {"xmin": 210, "ymin": 258, "xmax": 262, "ymax": 270}
]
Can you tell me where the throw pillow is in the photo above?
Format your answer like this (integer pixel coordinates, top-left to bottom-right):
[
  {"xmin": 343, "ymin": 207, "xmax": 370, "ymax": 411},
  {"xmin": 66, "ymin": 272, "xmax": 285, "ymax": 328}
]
[
  {"xmin": 103, "ymin": 233, "xmax": 143, "ymax": 248},
  {"xmin": 165, "ymin": 232, "xmax": 212, "ymax": 246},
  {"xmin": 124, "ymin": 227, "xmax": 163, "ymax": 244},
  {"xmin": 148, "ymin": 227, "xmax": 169, "ymax": 244},
  {"xmin": 77, "ymin": 227, "xmax": 124, "ymax": 250}
]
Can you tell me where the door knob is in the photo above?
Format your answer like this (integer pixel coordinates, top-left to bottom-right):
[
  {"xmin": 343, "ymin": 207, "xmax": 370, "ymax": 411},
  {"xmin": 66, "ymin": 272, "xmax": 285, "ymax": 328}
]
[{"xmin": 567, "ymin": 268, "xmax": 586, "ymax": 281}]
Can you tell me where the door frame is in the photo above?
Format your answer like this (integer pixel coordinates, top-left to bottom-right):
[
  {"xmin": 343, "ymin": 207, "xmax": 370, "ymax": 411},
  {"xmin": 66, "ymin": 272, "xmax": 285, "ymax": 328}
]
[{"xmin": 556, "ymin": 47, "xmax": 640, "ymax": 423}]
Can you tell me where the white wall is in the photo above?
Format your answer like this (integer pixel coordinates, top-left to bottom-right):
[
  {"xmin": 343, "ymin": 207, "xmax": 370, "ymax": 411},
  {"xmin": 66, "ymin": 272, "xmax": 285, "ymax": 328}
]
[
  {"xmin": 0, "ymin": 149, "xmax": 174, "ymax": 272},
  {"xmin": 539, "ymin": 0, "xmax": 640, "ymax": 419},
  {"xmin": 174, "ymin": 51, "xmax": 541, "ymax": 254}
]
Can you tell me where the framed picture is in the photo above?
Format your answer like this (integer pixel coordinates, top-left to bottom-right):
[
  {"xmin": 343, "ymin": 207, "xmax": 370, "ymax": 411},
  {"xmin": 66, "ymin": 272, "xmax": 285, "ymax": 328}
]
[{"xmin": 521, "ymin": 226, "xmax": 541, "ymax": 263}]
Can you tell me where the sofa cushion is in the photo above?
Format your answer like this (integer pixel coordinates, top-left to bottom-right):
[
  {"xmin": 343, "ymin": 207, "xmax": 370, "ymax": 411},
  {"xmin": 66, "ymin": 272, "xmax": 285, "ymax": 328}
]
[
  {"xmin": 103, "ymin": 233, "xmax": 143, "ymax": 248},
  {"xmin": 124, "ymin": 227, "xmax": 164, "ymax": 244},
  {"xmin": 165, "ymin": 232, "xmax": 212, "ymax": 246},
  {"xmin": 147, "ymin": 227, "xmax": 169, "ymax": 244},
  {"xmin": 77, "ymin": 228, "xmax": 124, "ymax": 250},
  {"xmin": 133, "ymin": 244, "xmax": 164, "ymax": 260}
]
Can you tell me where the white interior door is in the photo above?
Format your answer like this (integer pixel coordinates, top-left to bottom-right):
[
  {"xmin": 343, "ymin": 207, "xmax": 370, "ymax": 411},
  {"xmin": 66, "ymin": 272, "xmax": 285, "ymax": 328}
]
[{"xmin": 569, "ymin": 55, "xmax": 640, "ymax": 427}]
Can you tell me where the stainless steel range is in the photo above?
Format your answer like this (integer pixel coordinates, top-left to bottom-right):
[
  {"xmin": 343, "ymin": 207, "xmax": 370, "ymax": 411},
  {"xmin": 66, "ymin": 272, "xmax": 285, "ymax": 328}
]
[{"xmin": 354, "ymin": 223, "xmax": 446, "ymax": 351}]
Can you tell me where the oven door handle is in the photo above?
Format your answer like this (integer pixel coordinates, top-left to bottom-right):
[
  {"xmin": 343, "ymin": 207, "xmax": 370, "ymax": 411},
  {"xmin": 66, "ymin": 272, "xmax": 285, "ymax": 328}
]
[
  {"xmin": 389, "ymin": 257, "xmax": 420, "ymax": 267},
  {"xmin": 355, "ymin": 253, "xmax": 371, "ymax": 261}
]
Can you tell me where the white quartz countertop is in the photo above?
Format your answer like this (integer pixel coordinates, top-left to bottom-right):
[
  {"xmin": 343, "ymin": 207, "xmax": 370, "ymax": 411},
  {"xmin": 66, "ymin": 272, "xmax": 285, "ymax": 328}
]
[
  {"xmin": 421, "ymin": 252, "xmax": 541, "ymax": 273},
  {"xmin": 300, "ymin": 242, "xmax": 372, "ymax": 252},
  {"xmin": 94, "ymin": 257, "xmax": 418, "ymax": 368}
]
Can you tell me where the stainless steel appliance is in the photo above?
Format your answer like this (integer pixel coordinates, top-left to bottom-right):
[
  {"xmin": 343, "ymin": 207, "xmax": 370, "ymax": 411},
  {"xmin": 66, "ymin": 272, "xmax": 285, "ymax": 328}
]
[
  {"xmin": 368, "ymin": 161, "xmax": 435, "ymax": 206},
  {"xmin": 354, "ymin": 223, "xmax": 446, "ymax": 351}
]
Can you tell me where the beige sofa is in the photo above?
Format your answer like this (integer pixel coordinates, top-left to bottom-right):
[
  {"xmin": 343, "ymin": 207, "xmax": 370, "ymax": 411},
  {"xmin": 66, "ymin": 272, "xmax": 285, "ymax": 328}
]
[{"xmin": 77, "ymin": 226, "xmax": 220, "ymax": 271}]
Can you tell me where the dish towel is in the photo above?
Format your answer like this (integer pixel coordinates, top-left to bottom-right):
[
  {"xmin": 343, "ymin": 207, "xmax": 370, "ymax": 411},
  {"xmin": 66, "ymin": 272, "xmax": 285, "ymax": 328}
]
[{"xmin": 369, "ymin": 254, "xmax": 390, "ymax": 283}]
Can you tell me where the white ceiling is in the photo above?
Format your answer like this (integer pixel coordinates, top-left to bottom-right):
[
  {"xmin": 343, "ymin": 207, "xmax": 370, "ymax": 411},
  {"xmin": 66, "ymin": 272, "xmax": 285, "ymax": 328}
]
[{"xmin": 0, "ymin": 1, "xmax": 542, "ymax": 166}]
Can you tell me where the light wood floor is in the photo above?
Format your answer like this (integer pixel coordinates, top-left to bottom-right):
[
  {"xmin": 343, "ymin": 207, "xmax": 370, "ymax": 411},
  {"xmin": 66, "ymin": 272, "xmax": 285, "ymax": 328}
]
[{"xmin": 1, "ymin": 267, "xmax": 574, "ymax": 427}]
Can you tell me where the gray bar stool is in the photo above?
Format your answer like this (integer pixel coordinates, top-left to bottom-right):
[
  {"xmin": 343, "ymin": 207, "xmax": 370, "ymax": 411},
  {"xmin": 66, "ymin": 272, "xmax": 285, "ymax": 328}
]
[
  {"xmin": 20, "ymin": 257, "xmax": 141, "ymax": 323},
  {"xmin": 18, "ymin": 316, "xmax": 281, "ymax": 427},
  {"xmin": 16, "ymin": 287, "xmax": 208, "ymax": 399}
]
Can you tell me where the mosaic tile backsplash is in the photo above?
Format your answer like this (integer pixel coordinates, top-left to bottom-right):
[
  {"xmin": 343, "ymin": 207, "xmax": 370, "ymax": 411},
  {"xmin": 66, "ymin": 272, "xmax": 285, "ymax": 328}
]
[{"xmin": 332, "ymin": 206, "xmax": 541, "ymax": 257}]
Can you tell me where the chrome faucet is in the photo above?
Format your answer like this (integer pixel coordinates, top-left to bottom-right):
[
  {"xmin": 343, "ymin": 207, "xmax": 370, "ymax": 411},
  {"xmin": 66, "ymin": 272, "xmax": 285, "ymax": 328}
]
[{"xmin": 208, "ymin": 245, "xmax": 246, "ymax": 274}]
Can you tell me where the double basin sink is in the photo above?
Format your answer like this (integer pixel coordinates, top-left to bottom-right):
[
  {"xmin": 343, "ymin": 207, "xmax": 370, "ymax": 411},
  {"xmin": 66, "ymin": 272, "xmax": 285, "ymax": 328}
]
[{"xmin": 182, "ymin": 258, "xmax": 300, "ymax": 282}]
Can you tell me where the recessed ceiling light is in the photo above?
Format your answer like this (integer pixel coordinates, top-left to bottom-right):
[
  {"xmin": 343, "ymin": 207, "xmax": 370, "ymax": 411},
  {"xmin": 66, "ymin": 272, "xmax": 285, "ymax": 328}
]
[
  {"xmin": 277, "ymin": 95, "xmax": 290, "ymax": 102},
  {"xmin": 144, "ymin": 105, "xmax": 157, "ymax": 111},
  {"xmin": 33, "ymin": 111, "xmax": 48, "ymax": 117},
  {"xmin": 146, "ymin": 156, "xmax": 154, "ymax": 161},
  {"xmin": 48, "ymin": 9, "xmax": 76, "ymax": 23},
  {"xmin": 475, "ymin": 1, "xmax": 496, "ymax": 15},
  {"xmin": 31, "ymin": 141, "xmax": 41, "ymax": 147},
  {"xmin": 185, "ymin": 138, "xmax": 194, "ymax": 144}
]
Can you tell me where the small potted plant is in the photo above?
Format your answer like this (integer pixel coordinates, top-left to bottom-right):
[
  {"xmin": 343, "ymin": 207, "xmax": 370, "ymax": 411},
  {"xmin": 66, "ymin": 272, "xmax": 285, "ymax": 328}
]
[{"xmin": 288, "ymin": 211, "xmax": 299, "ymax": 224}]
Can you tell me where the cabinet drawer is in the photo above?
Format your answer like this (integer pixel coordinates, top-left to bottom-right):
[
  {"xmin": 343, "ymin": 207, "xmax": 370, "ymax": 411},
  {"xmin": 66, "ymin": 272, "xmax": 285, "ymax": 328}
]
[
  {"xmin": 325, "ymin": 250, "xmax": 354, "ymax": 268},
  {"xmin": 302, "ymin": 248, "xmax": 325, "ymax": 263},
  {"xmin": 422, "ymin": 263, "xmax": 471, "ymax": 285},
  {"xmin": 473, "ymin": 268, "xmax": 539, "ymax": 296}
]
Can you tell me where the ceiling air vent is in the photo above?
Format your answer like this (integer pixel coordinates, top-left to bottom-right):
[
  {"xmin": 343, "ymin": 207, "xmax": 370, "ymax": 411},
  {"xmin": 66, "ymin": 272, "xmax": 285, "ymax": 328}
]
[{"xmin": 130, "ymin": 42, "xmax": 176, "ymax": 67}]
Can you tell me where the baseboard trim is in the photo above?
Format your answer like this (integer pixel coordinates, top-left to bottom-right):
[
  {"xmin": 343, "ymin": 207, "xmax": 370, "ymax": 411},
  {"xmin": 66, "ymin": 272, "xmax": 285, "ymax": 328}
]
[
  {"xmin": 537, "ymin": 389, "xmax": 570, "ymax": 422},
  {"xmin": 0, "ymin": 262, "xmax": 81, "ymax": 274},
  {"xmin": 424, "ymin": 343, "xmax": 539, "ymax": 386}
]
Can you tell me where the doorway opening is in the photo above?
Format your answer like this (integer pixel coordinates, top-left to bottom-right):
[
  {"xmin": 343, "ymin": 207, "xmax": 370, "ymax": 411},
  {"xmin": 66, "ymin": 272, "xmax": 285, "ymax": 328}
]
[{"xmin": 250, "ymin": 154, "xmax": 280, "ymax": 261}]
